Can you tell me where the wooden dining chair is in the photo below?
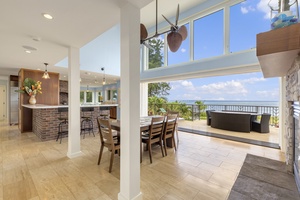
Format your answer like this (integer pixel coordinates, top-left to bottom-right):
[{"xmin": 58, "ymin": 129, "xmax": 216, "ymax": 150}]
[
  {"xmin": 97, "ymin": 118, "xmax": 120, "ymax": 173},
  {"xmin": 163, "ymin": 115, "xmax": 177, "ymax": 156},
  {"xmin": 141, "ymin": 116, "xmax": 165, "ymax": 164},
  {"xmin": 166, "ymin": 111, "xmax": 179, "ymax": 144}
]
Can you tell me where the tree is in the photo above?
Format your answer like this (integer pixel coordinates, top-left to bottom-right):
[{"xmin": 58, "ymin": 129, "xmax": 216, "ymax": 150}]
[
  {"xmin": 148, "ymin": 96, "xmax": 167, "ymax": 115},
  {"xmin": 148, "ymin": 82, "xmax": 171, "ymax": 98},
  {"xmin": 195, "ymin": 100, "xmax": 207, "ymax": 119},
  {"xmin": 148, "ymin": 38, "xmax": 171, "ymax": 98}
]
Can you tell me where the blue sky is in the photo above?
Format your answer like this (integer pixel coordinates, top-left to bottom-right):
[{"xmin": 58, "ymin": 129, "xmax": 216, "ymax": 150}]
[
  {"xmin": 168, "ymin": 72, "xmax": 279, "ymax": 101},
  {"xmin": 166, "ymin": 0, "xmax": 280, "ymax": 101}
]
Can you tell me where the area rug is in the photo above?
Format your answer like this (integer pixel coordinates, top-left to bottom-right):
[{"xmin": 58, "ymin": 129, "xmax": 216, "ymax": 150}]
[{"xmin": 228, "ymin": 154, "xmax": 300, "ymax": 200}]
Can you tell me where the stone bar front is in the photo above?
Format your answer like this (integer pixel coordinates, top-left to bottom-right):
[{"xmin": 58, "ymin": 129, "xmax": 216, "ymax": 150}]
[{"xmin": 23, "ymin": 104, "xmax": 118, "ymax": 141}]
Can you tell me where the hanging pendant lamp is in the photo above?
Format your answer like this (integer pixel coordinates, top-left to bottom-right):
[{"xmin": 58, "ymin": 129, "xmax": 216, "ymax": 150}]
[
  {"xmin": 101, "ymin": 67, "xmax": 106, "ymax": 85},
  {"xmin": 42, "ymin": 63, "xmax": 50, "ymax": 79}
]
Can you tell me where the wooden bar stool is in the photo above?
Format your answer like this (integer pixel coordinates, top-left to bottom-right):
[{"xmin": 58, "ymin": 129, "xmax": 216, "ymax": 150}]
[
  {"xmin": 81, "ymin": 107, "xmax": 95, "ymax": 139},
  {"xmin": 56, "ymin": 107, "xmax": 68, "ymax": 143}
]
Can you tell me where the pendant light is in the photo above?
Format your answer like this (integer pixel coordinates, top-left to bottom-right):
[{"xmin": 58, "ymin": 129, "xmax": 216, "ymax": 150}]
[
  {"xmin": 42, "ymin": 63, "xmax": 50, "ymax": 79},
  {"xmin": 101, "ymin": 67, "xmax": 106, "ymax": 85}
]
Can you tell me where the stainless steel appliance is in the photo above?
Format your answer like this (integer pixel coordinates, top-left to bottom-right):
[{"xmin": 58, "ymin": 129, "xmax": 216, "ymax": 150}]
[{"xmin": 9, "ymin": 75, "xmax": 18, "ymax": 125}]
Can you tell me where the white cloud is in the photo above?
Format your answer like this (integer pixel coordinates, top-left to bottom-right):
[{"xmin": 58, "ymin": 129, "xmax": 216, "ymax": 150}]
[
  {"xmin": 181, "ymin": 80, "xmax": 193, "ymax": 87},
  {"xmin": 241, "ymin": 7, "xmax": 249, "ymax": 14},
  {"xmin": 256, "ymin": 89, "xmax": 279, "ymax": 98},
  {"xmin": 200, "ymin": 80, "xmax": 248, "ymax": 95},
  {"xmin": 182, "ymin": 94, "xmax": 196, "ymax": 99},
  {"xmin": 181, "ymin": 48, "xmax": 186, "ymax": 53},
  {"xmin": 257, "ymin": 0, "xmax": 272, "ymax": 19},
  {"xmin": 170, "ymin": 80, "xmax": 195, "ymax": 91},
  {"xmin": 241, "ymin": 5, "xmax": 255, "ymax": 14},
  {"xmin": 240, "ymin": 77, "xmax": 266, "ymax": 84}
]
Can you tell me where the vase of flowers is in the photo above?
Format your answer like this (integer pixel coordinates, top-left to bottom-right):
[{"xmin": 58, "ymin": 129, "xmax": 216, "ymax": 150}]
[
  {"xmin": 16, "ymin": 78, "xmax": 42, "ymax": 104},
  {"xmin": 29, "ymin": 95, "xmax": 37, "ymax": 105}
]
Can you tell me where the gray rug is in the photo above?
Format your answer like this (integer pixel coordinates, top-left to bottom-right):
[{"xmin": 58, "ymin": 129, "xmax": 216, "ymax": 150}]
[{"xmin": 228, "ymin": 154, "xmax": 300, "ymax": 200}]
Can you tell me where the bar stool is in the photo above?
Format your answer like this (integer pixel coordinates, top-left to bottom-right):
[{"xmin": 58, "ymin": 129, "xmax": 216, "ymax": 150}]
[
  {"xmin": 56, "ymin": 107, "xmax": 68, "ymax": 144},
  {"xmin": 81, "ymin": 107, "xmax": 95, "ymax": 139},
  {"xmin": 99, "ymin": 109, "xmax": 110, "ymax": 120}
]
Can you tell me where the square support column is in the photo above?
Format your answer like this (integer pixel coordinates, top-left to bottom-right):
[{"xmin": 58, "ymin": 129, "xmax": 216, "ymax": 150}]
[
  {"xmin": 67, "ymin": 46, "xmax": 82, "ymax": 158},
  {"xmin": 118, "ymin": 2, "xmax": 142, "ymax": 200},
  {"xmin": 140, "ymin": 83, "xmax": 148, "ymax": 117},
  {"xmin": 279, "ymin": 76, "xmax": 286, "ymax": 151}
]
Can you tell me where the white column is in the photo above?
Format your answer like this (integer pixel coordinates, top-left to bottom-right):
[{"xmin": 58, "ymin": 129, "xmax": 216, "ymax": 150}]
[
  {"xmin": 279, "ymin": 76, "xmax": 286, "ymax": 152},
  {"xmin": 67, "ymin": 46, "xmax": 82, "ymax": 158},
  {"xmin": 118, "ymin": 2, "xmax": 142, "ymax": 200},
  {"xmin": 140, "ymin": 83, "xmax": 148, "ymax": 117}
]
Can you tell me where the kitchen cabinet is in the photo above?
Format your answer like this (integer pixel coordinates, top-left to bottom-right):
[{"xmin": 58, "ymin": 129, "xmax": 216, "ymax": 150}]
[
  {"xmin": 18, "ymin": 68, "xmax": 59, "ymax": 133},
  {"xmin": 110, "ymin": 106, "xmax": 117, "ymax": 119}
]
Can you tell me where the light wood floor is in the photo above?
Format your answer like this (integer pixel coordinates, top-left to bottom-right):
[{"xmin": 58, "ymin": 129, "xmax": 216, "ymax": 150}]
[
  {"xmin": 0, "ymin": 121, "xmax": 285, "ymax": 200},
  {"xmin": 179, "ymin": 120, "xmax": 279, "ymax": 144}
]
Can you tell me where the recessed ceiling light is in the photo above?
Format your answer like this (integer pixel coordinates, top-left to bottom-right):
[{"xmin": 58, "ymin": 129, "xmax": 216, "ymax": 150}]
[
  {"xmin": 22, "ymin": 45, "xmax": 37, "ymax": 51},
  {"xmin": 42, "ymin": 13, "xmax": 53, "ymax": 20},
  {"xmin": 32, "ymin": 36, "xmax": 41, "ymax": 42},
  {"xmin": 25, "ymin": 50, "xmax": 31, "ymax": 54}
]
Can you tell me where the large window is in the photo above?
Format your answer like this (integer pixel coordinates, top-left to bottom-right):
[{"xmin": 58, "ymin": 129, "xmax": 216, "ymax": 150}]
[
  {"xmin": 106, "ymin": 90, "xmax": 111, "ymax": 101},
  {"xmin": 86, "ymin": 91, "xmax": 93, "ymax": 103},
  {"xmin": 80, "ymin": 91, "xmax": 84, "ymax": 104},
  {"xmin": 97, "ymin": 91, "xmax": 103, "ymax": 103},
  {"xmin": 194, "ymin": 9, "xmax": 224, "ymax": 60},
  {"xmin": 105, "ymin": 89, "xmax": 118, "ymax": 101},
  {"xmin": 80, "ymin": 91, "xmax": 94, "ymax": 104},
  {"xmin": 148, "ymin": 35, "xmax": 164, "ymax": 69},
  {"xmin": 230, "ymin": 1, "xmax": 270, "ymax": 53},
  {"xmin": 112, "ymin": 89, "xmax": 117, "ymax": 101},
  {"xmin": 168, "ymin": 23, "xmax": 190, "ymax": 65}
]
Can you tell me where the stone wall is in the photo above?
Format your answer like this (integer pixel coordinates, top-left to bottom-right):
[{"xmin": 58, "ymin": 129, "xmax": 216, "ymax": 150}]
[
  {"xmin": 59, "ymin": 80, "xmax": 68, "ymax": 104},
  {"xmin": 32, "ymin": 106, "xmax": 113, "ymax": 141},
  {"xmin": 285, "ymin": 56, "xmax": 300, "ymax": 173}
]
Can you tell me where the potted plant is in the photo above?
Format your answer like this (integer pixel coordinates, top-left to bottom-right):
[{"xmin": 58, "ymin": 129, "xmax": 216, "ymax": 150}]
[{"xmin": 16, "ymin": 78, "xmax": 42, "ymax": 104}]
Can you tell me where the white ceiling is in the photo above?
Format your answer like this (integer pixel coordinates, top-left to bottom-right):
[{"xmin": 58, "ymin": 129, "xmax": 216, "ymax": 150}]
[{"xmin": 0, "ymin": 0, "xmax": 206, "ymax": 86}]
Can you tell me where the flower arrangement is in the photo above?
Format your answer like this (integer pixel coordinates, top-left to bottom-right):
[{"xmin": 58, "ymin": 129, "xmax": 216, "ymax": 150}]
[{"xmin": 16, "ymin": 78, "xmax": 42, "ymax": 96}]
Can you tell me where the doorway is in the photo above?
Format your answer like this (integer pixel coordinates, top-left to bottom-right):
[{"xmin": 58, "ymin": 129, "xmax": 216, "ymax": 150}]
[{"xmin": 0, "ymin": 85, "xmax": 7, "ymax": 121}]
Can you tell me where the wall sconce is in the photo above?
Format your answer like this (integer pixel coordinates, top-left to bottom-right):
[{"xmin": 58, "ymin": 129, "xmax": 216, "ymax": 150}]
[
  {"xmin": 42, "ymin": 63, "xmax": 50, "ymax": 79},
  {"xmin": 101, "ymin": 67, "xmax": 106, "ymax": 85}
]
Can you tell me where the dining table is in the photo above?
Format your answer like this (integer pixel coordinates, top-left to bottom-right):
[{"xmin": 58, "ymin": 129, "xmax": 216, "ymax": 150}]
[{"xmin": 109, "ymin": 116, "xmax": 175, "ymax": 162}]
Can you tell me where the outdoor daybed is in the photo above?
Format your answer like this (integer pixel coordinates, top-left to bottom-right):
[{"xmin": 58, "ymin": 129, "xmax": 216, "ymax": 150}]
[{"xmin": 210, "ymin": 111, "xmax": 252, "ymax": 132}]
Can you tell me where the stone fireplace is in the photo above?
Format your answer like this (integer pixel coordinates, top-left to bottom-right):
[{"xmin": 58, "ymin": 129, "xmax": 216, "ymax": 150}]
[{"xmin": 286, "ymin": 56, "xmax": 300, "ymax": 191}]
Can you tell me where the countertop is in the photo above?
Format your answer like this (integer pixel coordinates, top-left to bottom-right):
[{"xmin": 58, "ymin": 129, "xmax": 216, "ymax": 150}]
[{"xmin": 22, "ymin": 104, "xmax": 118, "ymax": 109}]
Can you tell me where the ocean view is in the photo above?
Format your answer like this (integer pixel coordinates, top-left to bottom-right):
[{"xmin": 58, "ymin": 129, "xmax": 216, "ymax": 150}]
[{"xmin": 169, "ymin": 100, "xmax": 279, "ymax": 107}]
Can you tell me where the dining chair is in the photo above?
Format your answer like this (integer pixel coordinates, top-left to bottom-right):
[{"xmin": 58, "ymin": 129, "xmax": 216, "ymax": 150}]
[
  {"xmin": 141, "ymin": 116, "xmax": 165, "ymax": 164},
  {"xmin": 163, "ymin": 115, "xmax": 177, "ymax": 156},
  {"xmin": 97, "ymin": 118, "xmax": 120, "ymax": 173},
  {"xmin": 252, "ymin": 113, "xmax": 271, "ymax": 133},
  {"xmin": 166, "ymin": 111, "xmax": 179, "ymax": 144},
  {"xmin": 206, "ymin": 110, "xmax": 214, "ymax": 125}
]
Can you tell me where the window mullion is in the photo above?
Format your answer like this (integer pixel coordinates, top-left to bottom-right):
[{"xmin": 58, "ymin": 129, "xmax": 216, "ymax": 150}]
[
  {"xmin": 224, "ymin": 5, "xmax": 230, "ymax": 55},
  {"xmin": 190, "ymin": 19, "xmax": 194, "ymax": 61}
]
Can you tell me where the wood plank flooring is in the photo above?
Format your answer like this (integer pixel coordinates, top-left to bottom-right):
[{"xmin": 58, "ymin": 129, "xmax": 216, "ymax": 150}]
[{"xmin": 0, "ymin": 121, "xmax": 285, "ymax": 200}]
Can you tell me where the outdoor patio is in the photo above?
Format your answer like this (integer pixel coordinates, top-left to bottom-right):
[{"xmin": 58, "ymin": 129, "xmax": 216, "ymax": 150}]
[{"xmin": 178, "ymin": 119, "xmax": 279, "ymax": 145}]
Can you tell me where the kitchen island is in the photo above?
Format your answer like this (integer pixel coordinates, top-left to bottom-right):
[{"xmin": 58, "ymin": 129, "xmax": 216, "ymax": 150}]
[{"xmin": 22, "ymin": 104, "xmax": 118, "ymax": 141}]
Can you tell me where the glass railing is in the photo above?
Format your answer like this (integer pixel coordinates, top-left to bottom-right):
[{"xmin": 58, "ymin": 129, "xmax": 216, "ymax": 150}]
[{"xmin": 148, "ymin": 103, "xmax": 279, "ymax": 126}]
